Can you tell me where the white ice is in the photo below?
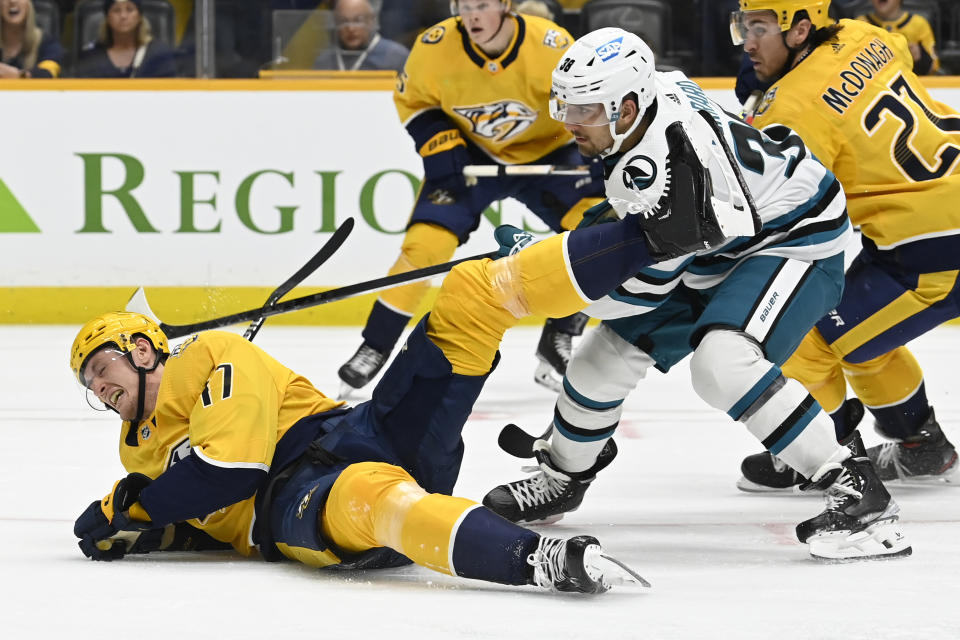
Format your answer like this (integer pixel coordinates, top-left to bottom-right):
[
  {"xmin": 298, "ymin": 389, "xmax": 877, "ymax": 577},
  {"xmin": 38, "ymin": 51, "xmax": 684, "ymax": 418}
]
[{"xmin": 2, "ymin": 324, "xmax": 958, "ymax": 639}]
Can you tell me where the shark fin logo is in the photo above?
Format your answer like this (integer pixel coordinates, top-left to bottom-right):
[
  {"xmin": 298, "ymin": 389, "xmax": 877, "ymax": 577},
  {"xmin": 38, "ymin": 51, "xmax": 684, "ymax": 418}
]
[{"xmin": 0, "ymin": 178, "xmax": 40, "ymax": 232}]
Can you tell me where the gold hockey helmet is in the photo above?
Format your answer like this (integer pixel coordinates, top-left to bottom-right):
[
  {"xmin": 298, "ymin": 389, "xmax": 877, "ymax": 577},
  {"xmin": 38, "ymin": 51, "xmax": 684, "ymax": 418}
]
[
  {"xmin": 731, "ymin": 0, "xmax": 832, "ymax": 44},
  {"xmin": 70, "ymin": 311, "xmax": 169, "ymax": 386}
]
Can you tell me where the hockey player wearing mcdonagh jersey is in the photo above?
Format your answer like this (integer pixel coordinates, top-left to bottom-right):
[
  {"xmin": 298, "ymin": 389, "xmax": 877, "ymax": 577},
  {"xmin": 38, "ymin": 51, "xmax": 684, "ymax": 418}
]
[
  {"xmin": 730, "ymin": 0, "xmax": 958, "ymax": 491},
  {"xmin": 482, "ymin": 27, "xmax": 913, "ymax": 561},
  {"xmin": 337, "ymin": 0, "xmax": 603, "ymax": 397},
  {"xmin": 69, "ymin": 192, "xmax": 738, "ymax": 592}
]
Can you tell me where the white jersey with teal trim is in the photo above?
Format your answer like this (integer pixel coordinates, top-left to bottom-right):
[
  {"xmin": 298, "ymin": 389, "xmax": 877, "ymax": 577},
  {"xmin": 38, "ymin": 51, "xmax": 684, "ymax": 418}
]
[{"xmin": 584, "ymin": 71, "xmax": 852, "ymax": 320}]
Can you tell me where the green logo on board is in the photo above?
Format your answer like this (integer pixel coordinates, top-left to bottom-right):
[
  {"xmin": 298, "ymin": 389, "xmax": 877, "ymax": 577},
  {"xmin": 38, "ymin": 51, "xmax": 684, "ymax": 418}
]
[{"xmin": 0, "ymin": 178, "xmax": 40, "ymax": 232}]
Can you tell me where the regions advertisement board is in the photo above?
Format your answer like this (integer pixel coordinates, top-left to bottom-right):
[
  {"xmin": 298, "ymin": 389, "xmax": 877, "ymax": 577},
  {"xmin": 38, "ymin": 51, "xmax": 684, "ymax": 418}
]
[{"xmin": 2, "ymin": 79, "xmax": 959, "ymax": 324}]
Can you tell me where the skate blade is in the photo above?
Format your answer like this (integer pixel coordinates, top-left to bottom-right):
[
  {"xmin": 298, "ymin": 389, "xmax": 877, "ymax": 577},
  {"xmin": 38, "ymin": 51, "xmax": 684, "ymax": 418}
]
[
  {"xmin": 597, "ymin": 553, "xmax": 652, "ymax": 589},
  {"xmin": 890, "ymin": 461, "xmax": 960, "ymax": 487},
  {"xmin": 735, "ymin": 476, "xmax": 805, "ymax": 494},
  {"xmin": 808, "ymin": 518, "xmax": 912, "ymax": 562},
  {"xmin": 517, "ymin": 513, "xmax": 566, "ymax": 526},
  {"xmin": 533, "ymin": 361, "xmax": 562, "ymax": 393},
  {"xmin": 337, "ymin": 382, "xmax": 358, "ymax": 401}
]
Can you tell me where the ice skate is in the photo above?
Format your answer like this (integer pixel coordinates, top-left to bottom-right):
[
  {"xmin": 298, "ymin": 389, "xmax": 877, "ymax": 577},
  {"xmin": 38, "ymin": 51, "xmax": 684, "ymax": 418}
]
[
  {"xmin": 737, "ymin": 399, "xmax": 865, "ymax": 492},
  {"xmin": 483, "ymin": 439, "xmax": 617, "ymax": 524},
  {"xmin": 533, "ymin": 321, "xmax": 574, "ymax": 393},
  {"xmin": 796, "ymin": 456, "xmax": 911, "ymax": 561},
  {"xmin": 337, "ymin": 342, "xmax": 389, "ymax": 399},
  {"xmin": 869, "ymin": 408, "xmax": 958, "ymax": 485},
  {"xmin": 527, "ymin": 535, "xmax": 650, "ymax": 593}
]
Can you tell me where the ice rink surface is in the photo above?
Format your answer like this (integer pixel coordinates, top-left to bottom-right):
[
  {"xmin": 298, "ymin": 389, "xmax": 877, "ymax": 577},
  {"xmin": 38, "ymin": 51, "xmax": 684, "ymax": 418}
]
[{"xmin": 2, "ymin": 323, "xmax": 958, "ymax": 640}]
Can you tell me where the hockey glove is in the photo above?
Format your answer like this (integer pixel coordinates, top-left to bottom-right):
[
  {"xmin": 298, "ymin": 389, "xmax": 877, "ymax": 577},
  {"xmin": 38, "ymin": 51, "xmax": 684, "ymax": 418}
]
[
  {"xmin": 576, "ymin": 199, "xmax": 620, "ymax": 228},
  {"xmin": 419, "ymin": 128, "xmax": 470, "ymax": 205},
  {"xmin": 493, "ymin": 224, "xmax": 536, "ymax": 258},
  {"xmin": 74, "ymin": 472, "xmax": 153, "ymax": 561},
  {"xmin": 638, "ymin": 122, "xmax": 728, "ymax": 262}
]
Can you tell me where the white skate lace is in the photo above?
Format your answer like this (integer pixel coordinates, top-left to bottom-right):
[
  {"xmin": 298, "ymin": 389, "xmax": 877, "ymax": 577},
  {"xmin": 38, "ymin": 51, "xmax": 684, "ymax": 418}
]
[
  {"xmin": 876, "ymin": 441, "xmax": 901, "ymax": 471},
  {"xmin": 527, "ymin": 536, "xmax": 567, "ymax": 590},
  {"xmin": 824, "ymin": 468, "xmax": 863, "ymax": 511},
  {"xmin": 507, "ymin": 465, "xmax": 570, "ymax": 511},
  {"xmin": 550, "ymin": 333, "xmax": 572, "ymax": 362}
]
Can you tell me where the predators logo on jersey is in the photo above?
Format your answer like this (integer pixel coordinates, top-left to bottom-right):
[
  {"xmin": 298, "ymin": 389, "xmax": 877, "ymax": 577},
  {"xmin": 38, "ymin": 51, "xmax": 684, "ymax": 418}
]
[
  {"xmin": 452, "ymin": 100, "xmax": 537, "ymax": 142},
  {"xmin": 395, "ymin": 14, "xmax": 576, "ymax": 164},
  {"xmin": 421, "ymin": 26, "xmax": 445, "ymax": 45}
]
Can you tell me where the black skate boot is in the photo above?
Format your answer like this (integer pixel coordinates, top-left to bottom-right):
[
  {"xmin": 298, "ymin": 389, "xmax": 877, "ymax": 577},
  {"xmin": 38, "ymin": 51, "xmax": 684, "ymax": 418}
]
[
  {"xmin": 483, "ymin": 439, "xmax": 617, "ymax": 524},
  {"xmin": 534, "ymin": 320, "xmax": 574, "ymax": 393},
  {"xmin": 527, "ymin": 535, "xmax": 650, "ymax": 593},
  {"xmin": 868, "ymin": 408, "xmax": 958, "ymax": 484},
  {"xmin": 337, "ymin": 341, "xmax": 389, "ymax": 398},
  {"xmin": 736, "ymin": 399, "xmax": 866, "ymax": 493},
  {"xmin": 795, "ymin": 456, "xmax": 911, "ymax": 561}
]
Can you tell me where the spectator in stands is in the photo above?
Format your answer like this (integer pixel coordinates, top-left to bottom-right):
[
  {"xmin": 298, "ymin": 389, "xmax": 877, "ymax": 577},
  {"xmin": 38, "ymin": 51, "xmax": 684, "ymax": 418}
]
[
  {"xmin": 856, "ymin": 0, "xmax": 939, "ymax": 74},
  {"xmin": 516, "ymin": 0, "xmax": 559, "ymax": 21},
  {"xmin": 314, "ymin": 0, "xmax": 408, "ymax": 71},
  {"xmin": 0, "ymin": 0, "xmax": 64, "ymax": 77},
  {"xmin": 74, "ymin": 0, "xmax": 176, "ymax": 77}
]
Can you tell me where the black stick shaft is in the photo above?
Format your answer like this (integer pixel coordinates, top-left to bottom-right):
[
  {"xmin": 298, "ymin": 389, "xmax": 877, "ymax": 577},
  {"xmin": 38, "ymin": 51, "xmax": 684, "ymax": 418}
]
[
  {"xmin": 243, "ymin": 217, "xmax": 355, "ymax": 341},
  {"xmin": 161, "ymin": 250, "xmax": 497, "ymax": 339}
]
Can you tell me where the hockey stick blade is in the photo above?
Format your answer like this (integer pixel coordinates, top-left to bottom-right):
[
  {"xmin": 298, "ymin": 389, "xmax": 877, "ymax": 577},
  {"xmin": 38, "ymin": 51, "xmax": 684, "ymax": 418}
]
[
  {"xmin": 135, "ymin": 249, "xmax": 498, "ymax": 340},
  {"xmin": 243, "ymin": 217, "xmax": 355, "ymax": 341},
  {"xmin": 498, "ymin": 423, "xmax": 541, "ymax": 458}
]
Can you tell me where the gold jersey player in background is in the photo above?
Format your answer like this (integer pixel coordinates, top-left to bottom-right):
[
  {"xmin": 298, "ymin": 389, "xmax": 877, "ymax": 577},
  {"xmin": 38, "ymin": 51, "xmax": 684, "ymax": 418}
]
[
  {"xmin": 336, "ymin": 0, "xmax": 604, "ymax": 398},
  {"xmin": 733, "ymin": 0, "xmax": 959, "ymax": 490}
]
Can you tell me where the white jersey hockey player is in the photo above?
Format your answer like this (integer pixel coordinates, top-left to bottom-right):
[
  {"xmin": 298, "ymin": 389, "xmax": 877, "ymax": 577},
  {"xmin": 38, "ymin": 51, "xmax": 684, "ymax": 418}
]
[{"xmin": 483, "ymin": 27, "xmax": 910, "ymax": 561}]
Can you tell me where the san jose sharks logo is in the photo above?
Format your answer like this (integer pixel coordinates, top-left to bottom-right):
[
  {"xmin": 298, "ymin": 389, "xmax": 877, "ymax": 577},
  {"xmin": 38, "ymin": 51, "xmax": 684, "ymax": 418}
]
[
  {"xmin": 622, "ymin": 155, "xmax": 657, "ymax": 191},
  {"xmin": 452, "ymin": 100, "xmax": 537, "ymax": 142},
  {"xmin": 596, "ymin": 36, "xmax": 623, "ymax": 62}
]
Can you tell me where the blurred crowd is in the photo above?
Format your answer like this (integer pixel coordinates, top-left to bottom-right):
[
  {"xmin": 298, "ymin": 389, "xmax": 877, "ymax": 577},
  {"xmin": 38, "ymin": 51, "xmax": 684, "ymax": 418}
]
[{"xmin": 1, "ymin": 0, "xmax": 957, "ymax": 79}]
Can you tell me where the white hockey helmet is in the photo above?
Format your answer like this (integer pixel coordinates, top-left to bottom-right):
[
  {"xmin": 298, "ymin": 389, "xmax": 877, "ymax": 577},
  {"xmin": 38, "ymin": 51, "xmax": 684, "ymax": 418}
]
[{"xmin": 549, "ymin": 27, "xmax": 656, "ymax": 156}]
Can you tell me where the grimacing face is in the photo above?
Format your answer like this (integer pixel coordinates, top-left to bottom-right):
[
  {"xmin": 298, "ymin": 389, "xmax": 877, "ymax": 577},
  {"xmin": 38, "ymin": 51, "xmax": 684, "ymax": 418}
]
[{"xmin": 81, "ymin": 339, "xmax": 158, "ymax": 421}]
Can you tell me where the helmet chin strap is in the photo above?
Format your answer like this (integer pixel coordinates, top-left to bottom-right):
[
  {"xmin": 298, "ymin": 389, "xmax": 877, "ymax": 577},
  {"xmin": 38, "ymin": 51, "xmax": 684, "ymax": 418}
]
[
  {"xmin": 601, "ymin": 97, "xmax": 656, "ymax": 158},
  {"xmin": 774, "ymin": 32, "xmax": 809, "ymax": 82},
  {"xmin": 122, "ymin": 350, "xmax": 163, "ymax": 425}
]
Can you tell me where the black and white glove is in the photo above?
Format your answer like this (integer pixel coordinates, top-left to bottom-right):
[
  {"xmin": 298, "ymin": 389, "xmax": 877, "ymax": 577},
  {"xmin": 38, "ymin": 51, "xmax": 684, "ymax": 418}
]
[
  {"xmin": 637, "ymin": 122, "xmax": 728, "ymax": 261},
  {"xmin": 74, "ymin": 472, "xmax": 153, "ymax": 561}
]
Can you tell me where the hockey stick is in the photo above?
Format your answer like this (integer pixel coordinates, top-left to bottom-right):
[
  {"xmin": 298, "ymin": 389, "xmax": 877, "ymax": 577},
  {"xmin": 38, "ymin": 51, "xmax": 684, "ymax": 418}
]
[
  {"xmin": 463, "ymin": 165, "xmax": 592, "ymax": 178},
  {"xmin": 242, "ymin": 217, "xmax": 355, "ymax": 341},
  {"xmin": 497, "ymin": 423, "xmax": 551, "ymax": 458},
  {"xmin": 128, "ymin": 249, "xmax": 498, "ymax": 340}
]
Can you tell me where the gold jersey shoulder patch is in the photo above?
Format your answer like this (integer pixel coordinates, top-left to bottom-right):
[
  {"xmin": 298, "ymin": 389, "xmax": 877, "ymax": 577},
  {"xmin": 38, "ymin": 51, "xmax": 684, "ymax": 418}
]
[
  {"xmin": 543, "ymin": 29, "xmax": 570, "ymax": 49},
  {"xmin": 421, "ymin": 25, "xmax": 445, "ymax": 44},
  {"xmin": 756, "ymin": 87, "xmax": 778, "ymax": 117},
  {"xmin": 170, "ymin": 334, "xmax": 199, "ymax": 359}
]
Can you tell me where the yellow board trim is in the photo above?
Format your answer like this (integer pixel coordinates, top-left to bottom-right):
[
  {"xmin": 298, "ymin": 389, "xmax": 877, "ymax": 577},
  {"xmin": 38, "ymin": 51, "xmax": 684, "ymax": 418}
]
[
  {"xmin": 0, "ymin": 286, "xmax": 547, "ymax": 326},
  {"xmin": 2, "ymin": 76, "xmax": 959, "ymax": 93}
]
